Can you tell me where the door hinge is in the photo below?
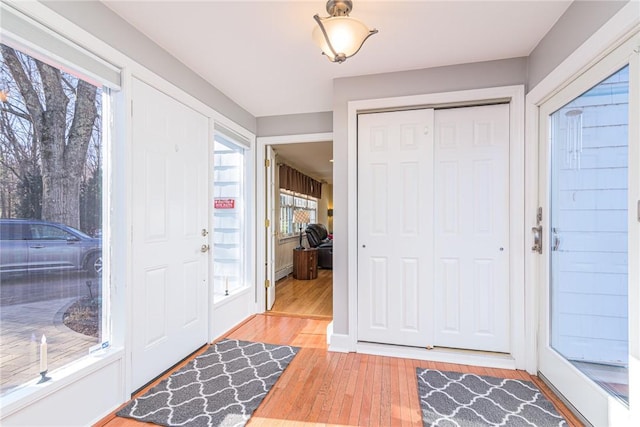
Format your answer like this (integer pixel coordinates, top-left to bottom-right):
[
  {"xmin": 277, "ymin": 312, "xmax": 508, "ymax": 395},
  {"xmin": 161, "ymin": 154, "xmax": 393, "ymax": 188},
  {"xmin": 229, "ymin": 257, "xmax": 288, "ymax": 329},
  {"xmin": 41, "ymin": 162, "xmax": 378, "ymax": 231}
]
[
  {"xmin": 536, "ymin": 206, "xmax": 542, "ymax": 224},
  {"xmin": 265, "ymin": 219, "xmax": 270, "ymax": 228},
  {"xmin": 265, "ymin": 159, "xmax": 270, "ymax": 167},
  {"xmin": 637, "ymin": 200, "xmax": 640, "ymax": 222},
  {"xmin": 265, "ymin": 279, "xmax": 271, "ymax": 289}
]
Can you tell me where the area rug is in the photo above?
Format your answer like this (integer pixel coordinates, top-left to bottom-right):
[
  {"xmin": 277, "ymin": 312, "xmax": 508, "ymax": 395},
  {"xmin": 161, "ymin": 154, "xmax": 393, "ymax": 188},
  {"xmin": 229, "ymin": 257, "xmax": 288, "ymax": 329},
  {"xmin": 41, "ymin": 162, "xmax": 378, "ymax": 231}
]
[
  {"xmin": 117, "ymin": 339, "xmax": 299, "ymax": 427},
  {"xmin": 416, "ymin": 368, "xmax": 568, "ymax": 426}
]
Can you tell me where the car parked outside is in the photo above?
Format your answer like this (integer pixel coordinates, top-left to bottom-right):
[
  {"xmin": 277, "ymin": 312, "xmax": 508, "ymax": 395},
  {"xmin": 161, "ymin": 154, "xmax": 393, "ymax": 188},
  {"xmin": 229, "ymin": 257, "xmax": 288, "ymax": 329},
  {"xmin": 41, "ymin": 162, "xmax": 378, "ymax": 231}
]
[{"xmin": 0, "ymin": 219, "xmax": 102, "ymax": 277}]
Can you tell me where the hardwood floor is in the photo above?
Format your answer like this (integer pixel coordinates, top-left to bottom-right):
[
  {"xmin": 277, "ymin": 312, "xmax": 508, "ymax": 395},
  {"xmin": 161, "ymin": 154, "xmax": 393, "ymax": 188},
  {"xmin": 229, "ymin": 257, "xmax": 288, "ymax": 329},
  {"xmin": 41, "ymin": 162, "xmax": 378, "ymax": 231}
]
[
  {"xmin": 96, "ymin": 315, "xmax": 583, "ymax": 427},
  {"xmin": 269, "ymin": 269, "xmax": 332, "ymax": 319}
]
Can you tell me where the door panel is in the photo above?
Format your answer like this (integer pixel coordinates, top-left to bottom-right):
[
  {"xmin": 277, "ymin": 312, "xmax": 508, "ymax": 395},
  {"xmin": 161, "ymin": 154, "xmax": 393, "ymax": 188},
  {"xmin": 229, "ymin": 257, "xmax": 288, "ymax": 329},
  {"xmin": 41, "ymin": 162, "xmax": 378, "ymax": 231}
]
[
  {"xmin": 433, "ymin": 104, "xmax": 510, "ymax": 353},
  {"xmin": 266, "ymin": 146, "xmax": 276, "ymax": 310},
  {"xmin": 131, "ymin": 78, "xmax": 209, "ymax": 390},
  {"xmin": 538, "ymin": 58, "xmax": 633, "ymax": 425},
  {"xmin": 357, "ymin": 109, "xmax": 434, "ymax": 347}
]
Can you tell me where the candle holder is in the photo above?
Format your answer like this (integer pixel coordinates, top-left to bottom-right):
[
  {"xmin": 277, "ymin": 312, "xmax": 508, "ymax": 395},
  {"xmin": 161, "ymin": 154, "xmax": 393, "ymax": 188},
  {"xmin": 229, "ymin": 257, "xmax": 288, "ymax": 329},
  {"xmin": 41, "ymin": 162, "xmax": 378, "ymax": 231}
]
[
  {"xmin": 38, "ymin": 370, "xmax": 51, "ymax": 384},
  {"xmin": 225, "ymin": 289, "xmax": 229, "ymax": 296}
]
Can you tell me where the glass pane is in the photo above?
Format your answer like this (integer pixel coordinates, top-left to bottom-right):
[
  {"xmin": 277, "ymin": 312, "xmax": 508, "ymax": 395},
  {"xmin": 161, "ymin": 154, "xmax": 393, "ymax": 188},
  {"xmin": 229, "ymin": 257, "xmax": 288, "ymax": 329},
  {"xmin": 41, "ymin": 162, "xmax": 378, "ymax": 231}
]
[
  {"xmin": 0, "ymin": 44, "xmax": 106, "ymax": 395},
  {"xmin": 550, "ymin": 65, "xmax": 629, "ymax": 403},
  {"xmin": 212, "ymin": 137, "xmax": 245, "ymax": 299}
]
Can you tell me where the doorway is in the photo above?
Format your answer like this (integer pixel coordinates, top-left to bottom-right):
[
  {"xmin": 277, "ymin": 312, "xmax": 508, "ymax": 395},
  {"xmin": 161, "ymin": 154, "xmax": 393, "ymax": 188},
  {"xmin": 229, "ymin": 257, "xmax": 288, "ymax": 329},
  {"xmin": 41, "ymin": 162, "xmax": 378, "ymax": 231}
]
[{"xmin": 257, "ymin": 134, "xmax": 334, "ymax": 319}]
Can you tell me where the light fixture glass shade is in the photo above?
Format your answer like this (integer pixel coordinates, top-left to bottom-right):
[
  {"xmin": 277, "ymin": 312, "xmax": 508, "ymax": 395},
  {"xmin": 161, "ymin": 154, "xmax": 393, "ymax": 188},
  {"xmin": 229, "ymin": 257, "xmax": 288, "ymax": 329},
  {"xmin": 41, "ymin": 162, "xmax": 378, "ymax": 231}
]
[{"xmin": 313, "ymin": 16, "xmax": 376, "ymax": 63}]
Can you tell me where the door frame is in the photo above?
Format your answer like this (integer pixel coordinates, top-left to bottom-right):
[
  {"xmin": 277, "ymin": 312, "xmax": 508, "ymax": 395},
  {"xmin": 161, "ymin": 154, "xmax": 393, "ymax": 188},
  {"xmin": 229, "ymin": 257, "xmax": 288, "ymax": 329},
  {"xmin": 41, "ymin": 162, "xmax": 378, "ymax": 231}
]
[
  {"xmin": 347, "ymin": 85, "xmax": 527, "ymax": 369},
  {"xmin": 255, "ymin": 132, "xmax": 333, "ymax": 313}
]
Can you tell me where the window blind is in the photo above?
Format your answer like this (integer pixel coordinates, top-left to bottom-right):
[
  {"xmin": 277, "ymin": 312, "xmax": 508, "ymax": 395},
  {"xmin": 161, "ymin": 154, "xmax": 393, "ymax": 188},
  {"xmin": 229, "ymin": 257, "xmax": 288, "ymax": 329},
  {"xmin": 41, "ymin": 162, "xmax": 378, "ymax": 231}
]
[{"xmin": 0, "ymin": 3, "xmax": 121, "ymax": 89}]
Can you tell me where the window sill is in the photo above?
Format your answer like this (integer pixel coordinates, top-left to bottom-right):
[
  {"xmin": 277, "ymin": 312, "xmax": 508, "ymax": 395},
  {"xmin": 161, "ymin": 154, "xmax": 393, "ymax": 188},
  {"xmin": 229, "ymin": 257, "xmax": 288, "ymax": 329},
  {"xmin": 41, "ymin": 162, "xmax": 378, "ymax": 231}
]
[
  {"xmin": 213, "ymin": 286, "xmax": 252, "ymax": 307},
  {"xmin": 0, "ymin": 345, "xmax": 124, "ymax": 418},
  {"xmin": 279, "ymin": 233, "xmax": 304, "ymax": 243}
]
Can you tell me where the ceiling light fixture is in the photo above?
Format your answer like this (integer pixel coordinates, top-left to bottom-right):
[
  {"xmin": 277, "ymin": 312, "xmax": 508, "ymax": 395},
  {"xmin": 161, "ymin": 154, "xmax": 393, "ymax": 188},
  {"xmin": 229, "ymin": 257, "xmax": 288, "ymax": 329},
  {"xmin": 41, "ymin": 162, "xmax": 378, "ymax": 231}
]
[{"xmin": 312, "ymin": 0, "xmax": 378, "ymax": 64}]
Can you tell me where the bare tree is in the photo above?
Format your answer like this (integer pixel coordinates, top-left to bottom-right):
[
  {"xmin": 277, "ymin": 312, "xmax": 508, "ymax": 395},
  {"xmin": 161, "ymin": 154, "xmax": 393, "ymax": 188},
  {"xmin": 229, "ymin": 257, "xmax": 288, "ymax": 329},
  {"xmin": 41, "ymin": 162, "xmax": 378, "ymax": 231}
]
[{"xmin": 1, "ymin": 44, "xmax": 98, "ymax": 228}]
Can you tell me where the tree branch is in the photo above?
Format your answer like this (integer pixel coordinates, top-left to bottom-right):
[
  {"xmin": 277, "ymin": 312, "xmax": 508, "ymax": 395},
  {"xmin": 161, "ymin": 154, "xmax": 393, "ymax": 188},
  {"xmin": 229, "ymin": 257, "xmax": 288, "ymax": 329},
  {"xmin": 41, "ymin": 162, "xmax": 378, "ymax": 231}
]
[{"xmin": 0, "ymin": 46, "xmax": 44, "ymax": 133}]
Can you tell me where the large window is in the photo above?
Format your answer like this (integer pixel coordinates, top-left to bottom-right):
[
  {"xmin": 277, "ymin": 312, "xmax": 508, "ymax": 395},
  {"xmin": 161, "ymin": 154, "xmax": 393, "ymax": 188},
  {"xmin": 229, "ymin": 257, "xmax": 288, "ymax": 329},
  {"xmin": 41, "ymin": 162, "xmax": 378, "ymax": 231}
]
[
  {"xmin": 0, "ymin": 43, "xmax": 109, "ymax": 396},
  {"xmin": 279, "ymin": 190, "xmax": 317, "ymax": 236},
  {"xmin": 212, "ymin": 133, "xmax": 248, "ymax": 299}
]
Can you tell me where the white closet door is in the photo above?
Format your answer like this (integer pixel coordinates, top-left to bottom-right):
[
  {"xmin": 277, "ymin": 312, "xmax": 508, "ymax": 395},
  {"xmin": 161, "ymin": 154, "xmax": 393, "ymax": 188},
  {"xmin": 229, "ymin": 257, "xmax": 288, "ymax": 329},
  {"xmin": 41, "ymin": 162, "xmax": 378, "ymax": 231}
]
[
  {"xmin": 357, "ymin": 109, "xmax": 434, "ymax": 347},
  {"xmin": 433, "ymin": 104, "xmax": 510, "ymax": 353},
  {"xmin": 131, "ymin": 78, "xmax": 209, "ymax": 390}
]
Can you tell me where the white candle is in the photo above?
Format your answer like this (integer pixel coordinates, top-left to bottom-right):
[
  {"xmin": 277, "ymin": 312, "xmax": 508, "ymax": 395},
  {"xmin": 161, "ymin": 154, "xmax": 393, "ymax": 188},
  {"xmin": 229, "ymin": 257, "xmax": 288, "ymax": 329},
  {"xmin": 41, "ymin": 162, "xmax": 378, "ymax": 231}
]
[
  {"xmin": 225, "ymin": 277, "xmax": 229, "ymax": 292},
  {"xmin": 39, "ymin": 335, "xmax": 47, "ymax": 373}
]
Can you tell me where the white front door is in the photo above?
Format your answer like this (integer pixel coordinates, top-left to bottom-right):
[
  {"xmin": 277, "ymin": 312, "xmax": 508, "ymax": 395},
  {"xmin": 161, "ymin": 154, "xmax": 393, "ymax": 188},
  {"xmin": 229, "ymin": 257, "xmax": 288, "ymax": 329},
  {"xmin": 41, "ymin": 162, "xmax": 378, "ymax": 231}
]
[
  {"xmin": 266, "ymin": 145, "xmax": 277, "ymax": 310},
  {"xmin": 357, "ymin": 109, "xmax": 434, "ymax": 347},
  {"xmin": 433, "ymin": 104, "xmax": 510, "ymax": 352},
  {"xmin": 537, "ymin": 40, "xmax": 637, "ymax": 426},
  {"xmin": 131, "ymin": 78, "xmax": 209, "ymax": 390}
]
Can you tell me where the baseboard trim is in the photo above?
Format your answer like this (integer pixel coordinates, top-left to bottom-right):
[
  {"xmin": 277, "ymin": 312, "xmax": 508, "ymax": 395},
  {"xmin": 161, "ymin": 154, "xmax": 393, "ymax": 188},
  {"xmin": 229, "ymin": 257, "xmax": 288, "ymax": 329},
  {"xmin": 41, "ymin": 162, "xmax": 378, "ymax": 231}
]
[
  {"xmin": 356, "ymin": 342, "xmax": 517, "ymax": 370},
  {"xmin": 328, "ymin": 331, "xmax": 351, "ymax": 353}
]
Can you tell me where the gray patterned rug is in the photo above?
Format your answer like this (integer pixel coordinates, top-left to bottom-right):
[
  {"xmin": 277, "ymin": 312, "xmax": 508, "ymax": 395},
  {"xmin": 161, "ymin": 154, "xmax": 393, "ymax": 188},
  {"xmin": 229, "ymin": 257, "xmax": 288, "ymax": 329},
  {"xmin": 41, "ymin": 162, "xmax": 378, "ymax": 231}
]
[
  {"xmin": 417, "ymin": 369, "xmax": 568, "ymax": 426},
  {"xmin": 117, "ymin": 339, "xmax": 299, "ymax": 427}
]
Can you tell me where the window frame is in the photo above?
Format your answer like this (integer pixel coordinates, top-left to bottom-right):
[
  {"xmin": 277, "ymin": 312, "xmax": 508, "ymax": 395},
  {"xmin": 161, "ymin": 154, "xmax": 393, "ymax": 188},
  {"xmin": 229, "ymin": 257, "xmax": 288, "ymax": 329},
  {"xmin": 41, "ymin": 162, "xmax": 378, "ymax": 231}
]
[
  {"xmin": 0, "ymin": 39, "xmax": 114, "ymax": 398},
  {"xmin": 211, "ymin": 130, "xmax": 253, "ymax": 301},
  {"xmin": 278, "ymin": 189, "xmax": 318, "ymax": 238}
]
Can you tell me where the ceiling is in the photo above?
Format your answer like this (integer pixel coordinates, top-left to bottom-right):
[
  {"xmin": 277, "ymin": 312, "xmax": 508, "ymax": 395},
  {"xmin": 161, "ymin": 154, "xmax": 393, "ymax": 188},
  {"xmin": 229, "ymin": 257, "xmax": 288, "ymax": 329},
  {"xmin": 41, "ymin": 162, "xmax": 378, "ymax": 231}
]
[
  {"xmin": 102, "ymin": 0, "xmax": 572, "ymax": 118},
  {"xmin": 274, "ymin": 141, "xmax": 333, "ymax": 184},
  {"xmin": 101, "ymin": 0, "xmax": 571, "ymax": 186}
]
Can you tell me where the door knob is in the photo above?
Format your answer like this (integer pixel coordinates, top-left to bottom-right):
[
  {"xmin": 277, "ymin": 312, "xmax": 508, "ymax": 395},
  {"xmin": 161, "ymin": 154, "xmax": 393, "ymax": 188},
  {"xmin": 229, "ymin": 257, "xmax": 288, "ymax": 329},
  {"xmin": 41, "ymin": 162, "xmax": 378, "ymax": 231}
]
[{"xmin": 200, "ymin": 244, "xmax": 210, "ymax": 253}]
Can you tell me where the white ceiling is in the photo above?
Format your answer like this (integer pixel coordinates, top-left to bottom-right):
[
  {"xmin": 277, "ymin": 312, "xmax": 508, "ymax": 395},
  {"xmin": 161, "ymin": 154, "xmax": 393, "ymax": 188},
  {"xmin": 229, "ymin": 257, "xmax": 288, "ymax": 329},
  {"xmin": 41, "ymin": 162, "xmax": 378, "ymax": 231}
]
[
  {"xmin": 101, "ymin": 0, "xmax": 571, "ymax": 185},
  {"xmin": 274, "ymin": 141, "xmax": 333, "ymax": 184},
  {"xmin": 102, "ymin": 0, "xmax": 572, "ymax": 118}
]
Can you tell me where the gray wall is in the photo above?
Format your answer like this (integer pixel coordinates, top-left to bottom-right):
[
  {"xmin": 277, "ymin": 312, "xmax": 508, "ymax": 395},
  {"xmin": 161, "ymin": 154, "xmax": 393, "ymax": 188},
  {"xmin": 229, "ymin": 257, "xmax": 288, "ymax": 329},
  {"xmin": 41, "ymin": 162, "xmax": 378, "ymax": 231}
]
[
  {"xmin": 527, "ymin": 0, "xmax": 628, "ymax": 89},
  {"xmin": 331, "ymin": 58, "xmax": 528, "ymax": 335},
  {"xmin": 257, "ymin": 111, "xmax": 333, "ymax": 137},
  {"xmin": 42, "ymin": 0, "xmax": 256, "ymax": 133}
]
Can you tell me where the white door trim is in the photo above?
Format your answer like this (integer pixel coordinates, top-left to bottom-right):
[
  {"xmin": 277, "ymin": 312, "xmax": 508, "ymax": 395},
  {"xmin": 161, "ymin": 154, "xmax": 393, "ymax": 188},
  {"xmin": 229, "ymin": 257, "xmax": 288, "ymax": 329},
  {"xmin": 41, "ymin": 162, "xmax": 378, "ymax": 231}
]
[
  {"xmin": 346, "ymin": 85, "xmax": 526, "ymax": 369},
  {"xmin": 255, "ymin": 132, "xmax": 333, "ymax": 313}
]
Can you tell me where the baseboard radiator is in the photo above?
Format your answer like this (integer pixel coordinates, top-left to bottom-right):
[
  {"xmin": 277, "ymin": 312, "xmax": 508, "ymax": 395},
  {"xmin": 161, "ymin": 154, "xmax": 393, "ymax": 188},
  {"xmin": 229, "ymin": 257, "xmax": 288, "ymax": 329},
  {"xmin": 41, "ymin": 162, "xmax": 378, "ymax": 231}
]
[{"xmin": 275, "ymin": 265, "xmax": 293, "ymax": 281}]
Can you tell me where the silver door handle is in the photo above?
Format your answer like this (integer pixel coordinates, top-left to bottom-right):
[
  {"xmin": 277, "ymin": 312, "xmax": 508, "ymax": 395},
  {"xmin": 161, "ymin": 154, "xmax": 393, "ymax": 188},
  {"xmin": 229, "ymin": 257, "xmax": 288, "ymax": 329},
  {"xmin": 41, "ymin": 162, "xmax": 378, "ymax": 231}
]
[
  {"xmin": 531, "ymin": 225, "xmax": 542, "ymax": 254},
  {"xmin": 200, "ymin": 244, "xmax": 209, "ymax": 253}
]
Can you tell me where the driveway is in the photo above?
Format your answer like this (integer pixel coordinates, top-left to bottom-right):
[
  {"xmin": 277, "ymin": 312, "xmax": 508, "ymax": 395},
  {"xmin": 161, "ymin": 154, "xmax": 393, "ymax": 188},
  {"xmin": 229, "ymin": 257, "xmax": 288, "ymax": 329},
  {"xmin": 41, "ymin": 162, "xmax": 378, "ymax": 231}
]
[{"xmin": 0, "ymin": 272, "xmax": 101, "ymax": 395}]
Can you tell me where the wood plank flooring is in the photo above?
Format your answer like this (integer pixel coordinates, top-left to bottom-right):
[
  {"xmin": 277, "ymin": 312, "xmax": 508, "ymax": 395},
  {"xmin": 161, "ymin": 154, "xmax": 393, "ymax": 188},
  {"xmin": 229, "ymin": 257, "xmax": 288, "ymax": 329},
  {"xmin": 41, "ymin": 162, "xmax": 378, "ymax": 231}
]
[
  {"xmin": 269, "ymin": 269, "xmax": 332, "ymax": 318},
  {"xmin": 95, "ymin": 315, "xmax": 583, "ymax": 427}
]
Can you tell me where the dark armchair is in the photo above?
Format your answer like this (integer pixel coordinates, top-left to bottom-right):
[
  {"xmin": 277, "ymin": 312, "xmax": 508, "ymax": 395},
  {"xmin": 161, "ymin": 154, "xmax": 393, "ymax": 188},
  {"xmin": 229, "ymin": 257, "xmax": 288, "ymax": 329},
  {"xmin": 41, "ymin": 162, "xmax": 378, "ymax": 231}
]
[{"xmin": 305, "ymin": 223, "xmax": 333, "ymax": 269}]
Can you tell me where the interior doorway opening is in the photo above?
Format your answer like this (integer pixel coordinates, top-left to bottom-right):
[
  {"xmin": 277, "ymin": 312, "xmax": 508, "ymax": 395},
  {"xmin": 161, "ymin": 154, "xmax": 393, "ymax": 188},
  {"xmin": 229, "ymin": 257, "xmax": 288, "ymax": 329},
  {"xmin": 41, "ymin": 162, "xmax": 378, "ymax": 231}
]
[{"xmin": 261, "ymin": 137, "xmax": 334, "ymax": 320}]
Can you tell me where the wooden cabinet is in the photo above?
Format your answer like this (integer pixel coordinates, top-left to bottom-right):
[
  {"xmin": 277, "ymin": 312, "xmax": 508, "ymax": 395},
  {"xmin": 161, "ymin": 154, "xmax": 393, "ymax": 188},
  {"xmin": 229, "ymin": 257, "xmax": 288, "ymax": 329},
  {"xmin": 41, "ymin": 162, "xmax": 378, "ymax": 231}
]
[{"xmin": 293, "ymin": 248, "xmax": 318, "ymax": 280}]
